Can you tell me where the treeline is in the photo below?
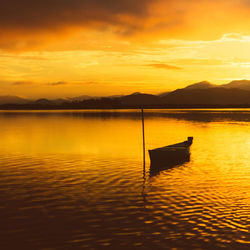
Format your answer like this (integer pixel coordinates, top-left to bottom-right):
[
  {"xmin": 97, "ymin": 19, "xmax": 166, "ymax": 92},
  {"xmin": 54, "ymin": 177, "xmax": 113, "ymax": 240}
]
[{"xmin": 1, "ymin": 97, "xmax": 250, "ymax": 110}]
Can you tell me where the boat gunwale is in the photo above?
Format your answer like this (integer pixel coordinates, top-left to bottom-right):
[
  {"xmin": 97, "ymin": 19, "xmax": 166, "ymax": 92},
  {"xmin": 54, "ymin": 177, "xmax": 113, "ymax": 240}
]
[{"xmin": 149, "ymin": 146, "xmax": 190, "ymax": 152}]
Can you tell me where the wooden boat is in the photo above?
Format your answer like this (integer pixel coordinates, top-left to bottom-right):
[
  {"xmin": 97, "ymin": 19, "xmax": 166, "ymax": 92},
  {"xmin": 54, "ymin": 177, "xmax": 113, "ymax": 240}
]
[{"xmin": 149, "ymin": 137, "xmax": 193, "ymax": 168}]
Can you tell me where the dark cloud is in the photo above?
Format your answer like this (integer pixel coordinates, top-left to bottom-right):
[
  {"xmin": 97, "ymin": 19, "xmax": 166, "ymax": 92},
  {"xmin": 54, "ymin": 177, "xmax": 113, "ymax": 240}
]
[
  {"xmin": 0, "ymin": 0, "xmax": 152, "ymax": 32},
  {"xmin": 1, "ymin": 0, "xmax": 249, "ymax": 51},
  {"xmin": 84, "ymin": 81, "xmax": 99, "ymax": 85},
  {"xmin": 48, "ymin": 81, "xmax": 67, "ymax": 86},
  {"xmin": 12, "ymin": 81, "xmax": 34, "ymax": 86},
  {"xmin": 0, "ymin": 0, "xmax": 156, "ymax": 50},
  {"xmin": 147, "ymin": 63, "xmax": 182, "ymax": 70}
]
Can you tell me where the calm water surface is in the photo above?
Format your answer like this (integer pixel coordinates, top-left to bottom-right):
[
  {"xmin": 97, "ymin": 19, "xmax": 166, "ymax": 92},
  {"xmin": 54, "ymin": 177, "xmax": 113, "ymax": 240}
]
[{"xmin": 0, "ymin": 109, "xmax": 249, "ymax": 249}]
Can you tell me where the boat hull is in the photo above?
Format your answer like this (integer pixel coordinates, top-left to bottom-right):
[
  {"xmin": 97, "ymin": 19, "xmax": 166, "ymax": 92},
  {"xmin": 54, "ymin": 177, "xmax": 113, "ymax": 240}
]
[
  {"xmin": 149, "ymin": 147, "xmax": 190, "ymax": 166},
  {"xmin": 148, "ymin": 137, "xmax": 193, "ymax": 171}
]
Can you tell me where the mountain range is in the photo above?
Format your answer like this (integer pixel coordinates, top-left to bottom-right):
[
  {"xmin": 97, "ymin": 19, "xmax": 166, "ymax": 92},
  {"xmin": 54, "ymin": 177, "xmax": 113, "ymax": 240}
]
[{"xmin": 2, "ymin": 80, "xmax": 250, "ymax": 108}]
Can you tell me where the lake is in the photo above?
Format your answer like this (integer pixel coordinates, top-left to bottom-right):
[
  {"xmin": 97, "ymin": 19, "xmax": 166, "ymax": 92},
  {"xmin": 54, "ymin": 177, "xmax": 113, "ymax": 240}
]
[{"xmin": 0, "ymin": 109, "xmax": 249, "ymax": 249}]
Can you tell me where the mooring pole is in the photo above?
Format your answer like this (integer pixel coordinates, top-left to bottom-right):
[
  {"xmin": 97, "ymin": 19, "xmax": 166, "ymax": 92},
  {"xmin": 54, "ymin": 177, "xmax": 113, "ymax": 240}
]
[
  {"xmin": 141, "ymin": 108, "xmax": 146, "ymax": 170},
  {"xmin": 141, "ymin": 108, "xmax": 146, "ymax": 208}
]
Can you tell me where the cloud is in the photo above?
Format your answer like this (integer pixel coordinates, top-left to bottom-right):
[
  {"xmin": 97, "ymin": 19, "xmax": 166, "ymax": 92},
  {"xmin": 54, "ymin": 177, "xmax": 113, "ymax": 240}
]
[
  {"xmin": 0, "ymin": 0, "xmax": 152, "ymax": 33},
  {"xmin": 147, "ymin": 63, "xmax": 182, "ymax": 70},
  {"xmin": 13, "ymin": 80, "xmax": 68, "ymax": 86},
  {"xmin": 222, "ymin": 33, "xmax": 245, "ymax": 40},
  {"xmin": 84, "ymin": 81, "xmax": 99, "ymax": 85},
  {"xmin": 48, "ymin": 81, "xmax": 99, "ymax": 86},
  {"xmin": 12, "ymin": 81, "xmax": 34, "ymax": 86},
  {"xmin": 1, "ymin": 0, "xmax": 250, "ymax": 51},
  {"xmin": 170, "ymin": 59, "xmax": 226, "ymax": 66},
  {"xmin": 0, "ymin": 0, "xmax": 155, "ymax": 51},
  {"xmin": 48, "ymin": 81, "xmax": 67, "ymax": 86}
]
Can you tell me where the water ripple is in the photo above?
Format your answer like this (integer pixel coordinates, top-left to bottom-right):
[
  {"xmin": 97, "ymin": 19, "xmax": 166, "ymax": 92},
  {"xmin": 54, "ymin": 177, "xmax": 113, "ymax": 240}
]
[{"xmin": 0, "ymin": 110, "xmax": 250, "ymax": 249}]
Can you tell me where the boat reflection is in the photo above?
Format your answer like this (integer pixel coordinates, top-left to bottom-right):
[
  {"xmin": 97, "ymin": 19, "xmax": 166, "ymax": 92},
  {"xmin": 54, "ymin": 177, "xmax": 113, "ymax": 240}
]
[{"xmin": 149, "ymin": 155, "xmax": 190, "ymax": 176}]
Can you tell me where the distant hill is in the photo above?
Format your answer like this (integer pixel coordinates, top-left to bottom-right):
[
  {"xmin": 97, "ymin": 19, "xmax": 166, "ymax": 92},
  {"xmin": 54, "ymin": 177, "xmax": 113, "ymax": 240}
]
[
  {"xmin": 184, "ymin": 81, "xmax": 216, "ymax": 89},
  {"xmin": 29, "ymin": 98, "xmax": 69, "ymax": 106},
  {"xmin": 119, "ymin": 92, "xmax": 160, "ymax": 105},
  {"xmin": 52, "ymin": 98, "xmax": 69, "ymax": 105},
  {"xmin": 161, "ymin": 87, "xmax": 250, "ymax": 105},
  {"xmin": 184, "ymin": 80, "xmax": 250, "ymax": 91},
  {"xmin": 221, "ymin": 80, "xmax": 250, "ymax": 91},
  {"xmin": 32, "ymin": 98, "xmax": 52, "ymax": 105},
  {"xmin": 70, "ymin": 94, "xmax": 124, "ymax": 102},
  {"xmin": 69, "ymin": 95, "xmax": 97, "ymax": 102},
  {"xmin": 158, "ymin": 91, "xmax": 171, "ymax": 97},
  {"xmin": 0, "ymin": 96, "xmax": 29, "ymax": 105},
  {"xmin": 0, "ymin": 96, "xmax": 68, "ymax": 105},
  {"xmin": 3, "ymin": 80, "xmax": 250, "ymax": 108}
]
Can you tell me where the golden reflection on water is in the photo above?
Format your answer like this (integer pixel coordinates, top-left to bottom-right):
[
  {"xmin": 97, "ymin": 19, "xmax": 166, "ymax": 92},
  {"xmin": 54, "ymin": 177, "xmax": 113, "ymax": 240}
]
[
  {"xmin": 0, "ymin": 109, "xmax": 249, "ymax": 249},
  {"xmin": 0, "ymin": 112, "xmax": 142, "ymax": 156},
  {"xmin": 2, "ymin": 110, "xmax": 250, "ymax": 161}
]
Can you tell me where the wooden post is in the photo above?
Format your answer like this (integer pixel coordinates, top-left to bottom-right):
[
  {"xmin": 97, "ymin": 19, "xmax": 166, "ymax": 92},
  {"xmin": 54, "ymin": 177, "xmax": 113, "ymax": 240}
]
[
  {"xmin": 141, "ymin": 108, "xmax": 146, "ymax": 169},
  {"xmin": 141, "ymin": 108, "xmax": 146, "ymax": 205}
]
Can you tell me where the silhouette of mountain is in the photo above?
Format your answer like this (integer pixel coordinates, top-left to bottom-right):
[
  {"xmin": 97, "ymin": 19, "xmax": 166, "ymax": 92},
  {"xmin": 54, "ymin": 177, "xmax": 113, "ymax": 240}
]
[
  {"xmin": 221, "ymin": 80, "xmax": 250, "ymax": 91},
  {"xmin": 161, "ymin": 87, "xmax": 250, "ymax": 105},
  {"xmin": 29, "ymin": 98, "xmax": 69, "ymax": 106},
  {"xmin": 32, "ymin": 98, "xmax": 53, "ymax": 105},
  {"xmin": 0, "ymin": 96, "xmax": 30, "ymax": 105},
  {"xmin": 184, "ymin": 79, "xmax": 250, "ymax": 91},
  {"xmin": 184, "ymin": 81, "xmax": 216, "ymax": 89},
  {"xmin": 119, "ymin": 92, "xmax": 160, "ymax": 105},
  {"xmin": 69, "ymin": 95, "xmax": 98, "ymax": 102},
  {"xmin": 3, "ymin": 80, "xmax": 250, "ymax": 109},
  {"xmin": 70, "ymin": 94, "xmax": 124, "ymax": 102},
  {"xmin": 0, "ymin": 96, "xmax": 69, "ymax": 105},
  {"xmin": 158, "ymin": 91, "xmax": 171, "ymax": 97},
  {"xmin": 52, "ymin": 98, "xmax": 69, "ymax": 105}
]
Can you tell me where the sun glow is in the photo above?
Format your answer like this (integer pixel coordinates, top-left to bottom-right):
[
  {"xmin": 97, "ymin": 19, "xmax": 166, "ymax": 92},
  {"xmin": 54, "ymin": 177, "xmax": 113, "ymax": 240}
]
[{"xmin": 2, "ymin": 1, "xmax": 250, "ymax": 98}]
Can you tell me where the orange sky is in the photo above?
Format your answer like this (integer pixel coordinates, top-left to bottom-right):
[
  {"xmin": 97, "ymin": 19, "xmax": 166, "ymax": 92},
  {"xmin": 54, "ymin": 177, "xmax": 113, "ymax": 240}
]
[{"xmin": 2, "ymin": 0, "xmax": 250, "ymax": 98}]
